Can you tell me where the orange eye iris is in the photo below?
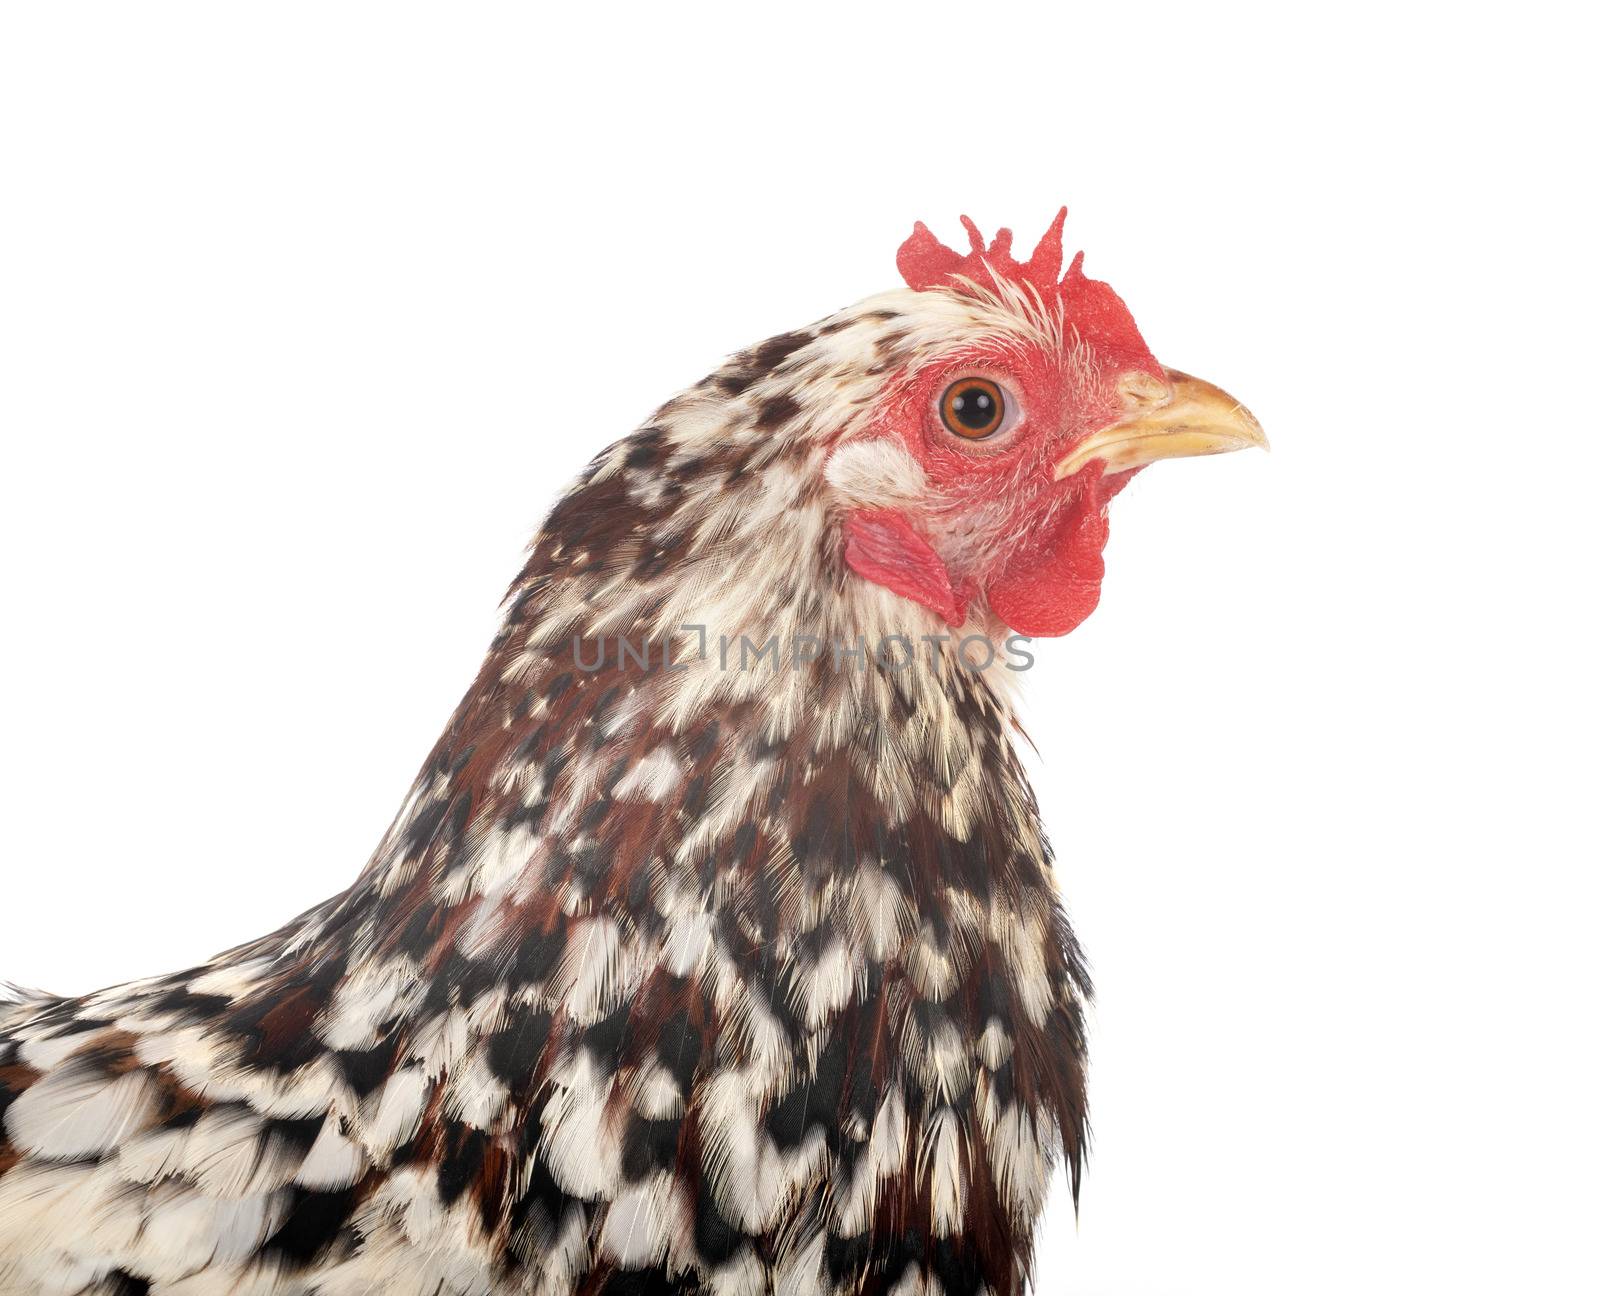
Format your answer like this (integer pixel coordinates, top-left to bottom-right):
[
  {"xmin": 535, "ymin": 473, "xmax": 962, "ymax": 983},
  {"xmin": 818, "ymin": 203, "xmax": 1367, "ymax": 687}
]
[{"xmin": 940, "ymin": 378, "xmax": 1006, "ymax": 439}]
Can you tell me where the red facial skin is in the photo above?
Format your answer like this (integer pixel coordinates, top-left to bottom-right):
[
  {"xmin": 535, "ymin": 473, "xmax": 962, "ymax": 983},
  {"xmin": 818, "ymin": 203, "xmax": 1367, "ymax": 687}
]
[{"xmin": 844, "ymin": 210, "xmax": 1166, "ymax": 638}]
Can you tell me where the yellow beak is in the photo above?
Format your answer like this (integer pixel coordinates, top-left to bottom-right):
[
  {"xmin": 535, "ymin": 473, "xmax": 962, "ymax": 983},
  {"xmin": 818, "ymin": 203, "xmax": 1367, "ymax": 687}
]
[{"xmin": 1052, "ymin": 369, "xmax": 1268, "ymax": 480}]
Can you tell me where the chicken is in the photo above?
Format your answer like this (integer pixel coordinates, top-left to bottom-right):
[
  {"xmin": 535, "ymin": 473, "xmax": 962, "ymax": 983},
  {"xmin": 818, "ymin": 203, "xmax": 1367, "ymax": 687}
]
[{"xmin": 0, "ymin": 210, "xmax": 1263, "ymax": 1296}]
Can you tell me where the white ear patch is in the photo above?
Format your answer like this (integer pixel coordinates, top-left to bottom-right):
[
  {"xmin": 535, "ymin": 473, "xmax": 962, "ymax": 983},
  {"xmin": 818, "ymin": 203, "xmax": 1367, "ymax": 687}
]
[{"xmin": 824, "ymin": 438, "xmax": 926, "ymax": 505}]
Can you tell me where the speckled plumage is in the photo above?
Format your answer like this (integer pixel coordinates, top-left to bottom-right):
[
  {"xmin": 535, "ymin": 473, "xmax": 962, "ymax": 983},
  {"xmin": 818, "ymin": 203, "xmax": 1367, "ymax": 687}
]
[{"xmin": 1, "ymin": 216, "xmax": 1260, "ymax": 1296}]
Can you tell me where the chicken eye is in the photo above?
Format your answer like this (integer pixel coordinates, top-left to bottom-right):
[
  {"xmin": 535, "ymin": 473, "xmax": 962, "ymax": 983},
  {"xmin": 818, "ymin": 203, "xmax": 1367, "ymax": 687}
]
[{"xmin": 940, "ymin": 378, "xmax": 1007, "ymax": 439}]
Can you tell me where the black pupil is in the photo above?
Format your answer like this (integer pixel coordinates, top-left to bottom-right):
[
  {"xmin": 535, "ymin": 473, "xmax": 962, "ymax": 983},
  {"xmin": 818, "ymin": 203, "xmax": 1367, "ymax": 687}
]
[{"xmin": 952, "ymin": 385, "xmax": 997, "ymax": 430}]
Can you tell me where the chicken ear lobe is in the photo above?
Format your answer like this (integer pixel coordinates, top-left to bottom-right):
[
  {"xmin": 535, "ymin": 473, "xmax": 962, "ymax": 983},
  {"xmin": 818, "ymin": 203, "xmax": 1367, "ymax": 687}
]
[{"xmin": 843, "ymin": 508, "xmax": 971, "ymax": 627}]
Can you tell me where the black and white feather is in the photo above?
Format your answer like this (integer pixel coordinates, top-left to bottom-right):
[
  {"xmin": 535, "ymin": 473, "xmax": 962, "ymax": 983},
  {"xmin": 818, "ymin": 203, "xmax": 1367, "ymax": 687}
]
[{"xmin": 1, "ymin": 280, "xmax": 1092, "ymax": 1296}]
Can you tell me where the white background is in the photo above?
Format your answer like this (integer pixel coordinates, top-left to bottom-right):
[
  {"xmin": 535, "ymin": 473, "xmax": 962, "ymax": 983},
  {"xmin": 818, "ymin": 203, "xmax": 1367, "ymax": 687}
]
[{"xmin": 2, "ymin": 4, "xmax": 1595, "ymax": 1293}]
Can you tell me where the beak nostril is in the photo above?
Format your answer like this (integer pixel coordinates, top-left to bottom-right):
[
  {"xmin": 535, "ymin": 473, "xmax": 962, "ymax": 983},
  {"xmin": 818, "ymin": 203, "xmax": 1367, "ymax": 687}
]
[
  {"xmin": 1118, "ymin": 371, "xmax": 1171, "ymax": 409},
  {"xmin": 1054, "ymin": 371, "xmax": 1266, "ymax": 480}
]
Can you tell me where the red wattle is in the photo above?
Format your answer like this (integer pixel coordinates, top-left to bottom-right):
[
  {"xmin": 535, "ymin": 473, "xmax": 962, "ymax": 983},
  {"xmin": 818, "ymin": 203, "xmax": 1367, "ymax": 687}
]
[
  {"xmin": 844, "ymin": 508, "xmax": 970, "ymax": 626},
  {"xmin": 986, "ymin": 471, "xmax": 1132, "ymax": 637}
]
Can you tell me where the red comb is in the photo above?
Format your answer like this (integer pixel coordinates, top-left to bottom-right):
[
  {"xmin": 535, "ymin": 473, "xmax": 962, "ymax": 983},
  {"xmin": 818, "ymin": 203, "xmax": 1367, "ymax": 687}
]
[
  {"xmin": 898, "ymin": 208, "xmax": 1160, "ymax": 374},
  {"xmin": 897, "ymin": 208, "xmax": 1069, "ymax": 296}
]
